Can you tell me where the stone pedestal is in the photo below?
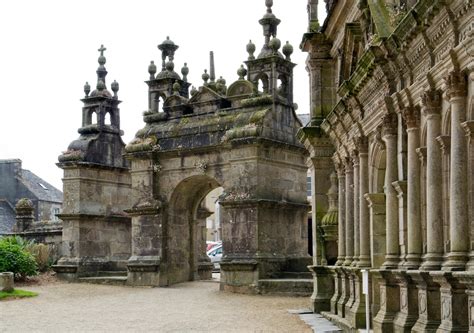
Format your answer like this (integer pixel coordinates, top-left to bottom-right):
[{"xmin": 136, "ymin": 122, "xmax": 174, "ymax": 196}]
[
  {"xmin": 127, "ymin": 256, "xmax": 160, "ymax": 287},
  {"xmin": 453, "ymin": 272, "xmax": 474, "ymax": 333},
  {"xmin": 345, "ymin": 268, "xmax": 356, "ymax": 323},
  {"xmin": 393, "ymin": 270, "xmax": 418, "ymax": 332},
  {"xmin": 220, "ymin": 260, "xmax": 258, "ymax": 294},
  {"xmin": 408, "ymin": 271, "xmax": 441, "ymax": 332},
  {"xmin": 0, "ymin": 272, "xmax": 14, "ymax": 292},
  {"xmin": 330, "ymin": 267, "xmax": 342, "ymax": 315},
  {"xmin": 309, "ymin": 265, "xmax": 334, "ymax": 313},
  {"xmin": 337, "ymin": 267, "xmax": 350, "ymax": 318},
  {"xmin": 348, "ymin": 268, "xmax": 368, "ymax": 329},
  {"xmin": 431, "ymin": 271, "xmax": 468, "ymax": 332},
  {"xmin": 373, "ymin": 270, "xmax": 400, "ymax": 333}
]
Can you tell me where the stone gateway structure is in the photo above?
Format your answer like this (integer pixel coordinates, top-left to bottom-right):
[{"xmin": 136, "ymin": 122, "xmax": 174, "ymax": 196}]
[
  {"xmin": 54, "ymin": 0, "xmax": 312, "ymax": 295},
  {"xmin": 300, "ymin": 0, "xmax": 474, "ymax": 331}
]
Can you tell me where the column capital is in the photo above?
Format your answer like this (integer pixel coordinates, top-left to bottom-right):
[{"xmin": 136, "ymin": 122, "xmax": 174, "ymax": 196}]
[
  {"xmin": 445, "ymin": 70, "xmax": 467, "ymax": 100},
  {"xmin": 354, "ymin": 135, "xmax": 369, "ymax": 153},
  {"xmin": 344, "ymin": 156, "xmax": 353, "ymax": 172},
  {"xmin": 336, "ymin": 163, "xmax": 346, "ymax": 177},
  {"xmin": 350, "ymin": 149, "xmax": 359, "ymax": 166},
  {"xmin": 416, "ymin": 146, "xmax": 427, "ymax": 165},
  {"xmin": 436, "ymin": 135, "xmax": 451, "ymax": 155},
  {"xmin": 401, "ymin": 106, "xmax": 421, "ymax": 129},
  {"xmin": 382, "ymin": 112, "xmax": 398, "ymax": 137},
  {"xmin": 421, "ymin": 89, "xmax": 442, "ymax": 116},
  {"xmin": 461, "ymin": 120, "xmax": 474, "ymax": 138}
]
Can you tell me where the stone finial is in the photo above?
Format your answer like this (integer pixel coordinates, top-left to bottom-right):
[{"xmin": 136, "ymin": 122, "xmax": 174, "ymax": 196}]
[
  {"xmin": 96, "ymin": 44, "xmax": 108, "ymax": 84},
  {"xmin": 259, "ymin": 0, "xmax": 281, "ymax": 47},
  {"xmin": 265, "ymin": 0, "xmax": 273, "ymax": 12},
  {"xmin": 190, "ymin": 86, "xmax": 198, "ymax": 96},
  {"xmin": 158, "ymin": 36, "xmax": 179, "ymax": 70},
  {"xmin": 202, "ymin": 69, "xmax": 210, "ymax": 86},
  {"xmin": 269, "ymin": 37, "xmax": 281, "ymax": 54},
  {"xmin": 148, "ymin": 61, "xmax": 157, "ymax": 80},
  {"xmin": 282, "ymin": 41, "xmax": 293, "ymax": 60},
  {"xmin": 247, "ymin": 40, "xmax": 256, "ymax": 60},
  {"xmin": 97, "ymin": 79, "xmax": 106, "ymax": 91},
  {"xmin": 84, "ymin": 81, "xmax": 91, "ymax": 97},
  {"xmin": 165, "ymin": 61, "xmax": 175, "ymax": 72},
  {"xmin": 111, "ymin": 80, "xmax": 119, "ymax": 98},
  {"xmin": 237, "ymin": 65, "xmax": 248, "ymax": 80},
  {"xmin": 216, "ymin": 76, "xmax": 227, "ymax": 95},
  {"xmin": 181, "ymin": 63, "xmax": 189, "ymax": 82},
  {"xmin": 209, "ymin": 51, "xmax": 216, "ymax": 83},
  {"xmin": 15, "ymin": 198, "xmax": 34, "ymax": 232}
]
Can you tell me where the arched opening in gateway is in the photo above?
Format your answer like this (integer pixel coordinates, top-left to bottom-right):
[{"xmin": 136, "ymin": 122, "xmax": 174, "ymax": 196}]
[{"xmin": 166, "ymin": 175, "xmax": 223, "ymax": 285}]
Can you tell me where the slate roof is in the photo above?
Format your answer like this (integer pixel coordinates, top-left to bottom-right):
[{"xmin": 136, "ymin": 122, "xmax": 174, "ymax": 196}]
[
  {"xmin": 0, "ymin": 200, "xmax": 15, "ymax": 234},
  {"xmin": 297, "ymin": 114, "xmax": 311, "ymax": 127},
  {"xmin": 20, "ymin": 170, "xmax": 63, "ymax": 203}
]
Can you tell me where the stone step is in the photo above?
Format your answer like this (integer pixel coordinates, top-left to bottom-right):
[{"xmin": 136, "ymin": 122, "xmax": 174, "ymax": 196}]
[
  {"xmin": 258, "ymin": 278, "xmax": 313, "ymax": 296},
  {"xmin": 78, "ymin": 276, "xmax": 128, "ymax": 286},
  {"xmin": 281, "ymin": 271, "xmax": 312, "ymax": 279},
  {"xmin": 97, "ymin": 271, "xmax": 128, "ymax": 277}
]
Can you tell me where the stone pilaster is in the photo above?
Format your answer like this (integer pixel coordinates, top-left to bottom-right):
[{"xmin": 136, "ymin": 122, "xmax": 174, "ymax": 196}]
[
  {"xmin": 402, "ymin": 107, "xmax": 422, "ymax": 269},
  {"xmin": 382, "ymin": 113, "xmax": 400, "ymax": 269},
  {"xmin": 356, "ymin": 136, "xmax": 371, "ymax": 268},
  {"xmin": 393, "ymin": 270, "xmax": 418, "ymax": 332},
  {"xmin": 344, "ymin": 158, "xmax": 354, "ymax": 266},
  {"xmin": 443, "ymin": 71, "xmax": 469, "ymax": 271},
  {"xmin": 373, "ymin": 270, "xmax": 400, "ymax": 333},
  {"xmin": 420, "ymin": 89, "xmax": 444, "ymax": 271},
  {"xmin": 431, "ymin": 272, "xmax": 468, "ymax": 332},
  {"xmin": 461, "ymin": 120, "xmax": 474, "ymax": 270},
  {"xmin": 336, "ymin": 164, "xmax": 346, "ymax": 266},
  {"xmin": 365, "ymin": 193, "xmax": 386, "ymax": 269},
  {"xmin": 408, "ymin": 271, "xmax": 441, "ymax": 332},
  {"xmin": 352, "ymin": 150, "xmax": 360, "ymax": 267}
]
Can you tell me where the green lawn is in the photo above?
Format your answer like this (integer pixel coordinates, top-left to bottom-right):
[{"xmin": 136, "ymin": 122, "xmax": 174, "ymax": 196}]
[{"xmin": 0, "ymin": 289, "xmax": 38, "ymax": 301}]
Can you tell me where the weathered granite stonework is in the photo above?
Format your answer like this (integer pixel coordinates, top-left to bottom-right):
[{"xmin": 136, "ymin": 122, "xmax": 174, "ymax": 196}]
[
  {"xmin": 54, "ymin": 1, "xmax": 310, "ymax": 294},
  {"xmin": 301, "ymin": 0, "xmax": 474, "ymax": 331}
]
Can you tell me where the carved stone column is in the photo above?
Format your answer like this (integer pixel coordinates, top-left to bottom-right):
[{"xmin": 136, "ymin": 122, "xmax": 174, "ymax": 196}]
[
  {"xmin": 382, "ymin": 113, "xmax": 400, "ymax": 269},
  {"xmin": 420, "ymin": 89, "xmax": 444, "ymax": 271},
  {"xmin": 356, "ymin": 136, "xmax": 371, "ymax": 268},
  {"xmin": 461, "ymin": 121, "xmax": 474, "ymax": 270},
  {"xmin": 431, "ymin": 271, "xmax": 468, "ymax": 332},
  {"xmin": 402, "ymin": 107, "xmax": 422, "ymax": 269},
  {"xmin": 408, "ymin": 271, "xmax": 441, "ymax": 332},
  {"xmin": 336, "ymin": 164, "xmax": 346, "ymax": 266},
  {"xmin": 352, "ymin": 151, "xmax": 360, "ymax": 267},
  {"xmin": 443, "ymin": 71, "xmax": 469, "ymax": 270},
  {"xmin": 344, "ymin": 158, "xmax": 355, "ymax": 266}
]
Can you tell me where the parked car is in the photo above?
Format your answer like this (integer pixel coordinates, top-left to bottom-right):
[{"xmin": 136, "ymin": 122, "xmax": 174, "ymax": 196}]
[
  {"xmin": 206, "ymin": 244, "xmax": 222, "ymax": 270},
  {"xmin": 206, "ymin": 241, "xmax": 221, "ymax": 251}
]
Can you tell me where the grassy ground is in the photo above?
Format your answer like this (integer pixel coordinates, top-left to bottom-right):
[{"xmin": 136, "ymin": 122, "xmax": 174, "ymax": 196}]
[{"xmin": 0, "ymin": 289, "xmax": 38, "ymax": 301}]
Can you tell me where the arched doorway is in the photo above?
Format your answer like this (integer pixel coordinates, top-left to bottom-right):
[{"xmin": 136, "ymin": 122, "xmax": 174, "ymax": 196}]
[{"xmin": 165, "ymin": 175, "xmax": 221, "ymax": 285}]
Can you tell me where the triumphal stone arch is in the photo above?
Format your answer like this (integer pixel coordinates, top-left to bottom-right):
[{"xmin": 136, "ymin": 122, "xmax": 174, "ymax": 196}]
[{"xmin": 54, "ymin": 0, "xmax": 310, "ymax": 294}]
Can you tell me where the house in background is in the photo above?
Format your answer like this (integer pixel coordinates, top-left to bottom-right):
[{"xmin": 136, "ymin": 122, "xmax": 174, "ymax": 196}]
[{"xmin": 0, "ymin": 159, "xmax": 63, "ymax": 234}]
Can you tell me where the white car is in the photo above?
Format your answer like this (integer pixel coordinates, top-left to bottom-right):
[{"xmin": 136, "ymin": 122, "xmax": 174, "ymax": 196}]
[{"xmin": 206, "ymin": 244, "xmax": 222, "ymax": 270}]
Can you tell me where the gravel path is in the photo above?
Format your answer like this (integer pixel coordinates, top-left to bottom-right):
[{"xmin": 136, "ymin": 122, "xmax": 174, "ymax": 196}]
[{"xmin": 0, "ymin": 280, "xmax": 312, "ymax": 332}]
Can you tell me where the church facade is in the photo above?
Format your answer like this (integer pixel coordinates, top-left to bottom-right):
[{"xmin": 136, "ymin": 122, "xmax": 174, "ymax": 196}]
[{"xmin": 300, "ymin": 0, "xmax": 474, "ymax": 331}]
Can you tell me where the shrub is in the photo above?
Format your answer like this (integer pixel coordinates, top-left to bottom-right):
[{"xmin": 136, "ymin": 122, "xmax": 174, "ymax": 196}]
[
  {"xmin": 27, "ymin": 244, "xmax": 50, "ymax": 272},
  {"xmin": 0, "ymin": 237, "xmax": 38, "ymax": 280}
]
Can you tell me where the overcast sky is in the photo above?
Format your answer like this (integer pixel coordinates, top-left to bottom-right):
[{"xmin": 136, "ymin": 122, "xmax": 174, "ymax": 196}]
[{"xmin": 0, "ymin": 0, "xmax": 326, "ymax": 190}]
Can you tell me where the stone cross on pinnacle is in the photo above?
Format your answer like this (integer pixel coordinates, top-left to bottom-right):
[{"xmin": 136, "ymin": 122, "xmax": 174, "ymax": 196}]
[{"xmin": 98, "ymin": 44, "xmax": 107, "ymax": 56}]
